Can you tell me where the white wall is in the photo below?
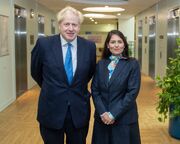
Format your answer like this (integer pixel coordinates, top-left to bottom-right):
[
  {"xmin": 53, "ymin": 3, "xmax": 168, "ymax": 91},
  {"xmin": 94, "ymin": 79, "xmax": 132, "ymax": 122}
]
[
  {"xmin": 80, "ymin": 23, "xmax": 117, "ymax": 48},
  {"xmin": 0, "ymin": 0, "xmax": 57, "ymax": 112},
  {"xmin": 135, "ymin": 5, "xmax": 157, "ymax": 75},
  {"xmin": 80, "ymin": 22, "xmax": 135, "ymax": 59},
  {"xmin": 14, "ymin": 0, "xmax": 57, "ymax": 89},
  {"xmin": 81, "ymin": 24, "xmax": 117, "ymax": 33},
  {"xmin": 118, "ymin": 17, "xmax": 135, "ymax": 42},
  {"xmin": 118, "ymin": 17, "xmax": 135, "ymax": 57},
  {"xmin": 135, "ymin": 0, "xmax": 180, "ymax": 78},
  {"xmin": 0, "ymin": 0, "xmax": 15, "ymax": 111},
  {"xmin": 155, "ymin": 0, "xmax": 180, "ymax": 78}
]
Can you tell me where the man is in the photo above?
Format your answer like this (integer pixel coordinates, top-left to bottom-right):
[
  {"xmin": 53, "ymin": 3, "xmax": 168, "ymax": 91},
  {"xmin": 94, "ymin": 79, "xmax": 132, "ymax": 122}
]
[{"xmin": 31, "ymin": 6, "xmax": 96, "ymax": 144}]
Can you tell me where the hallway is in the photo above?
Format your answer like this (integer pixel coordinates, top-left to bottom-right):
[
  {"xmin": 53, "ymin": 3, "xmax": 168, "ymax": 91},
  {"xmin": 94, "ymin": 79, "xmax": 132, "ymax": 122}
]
[{"xmin": 0, "ymin": 74, "xmax": 179, "ymax": 144}]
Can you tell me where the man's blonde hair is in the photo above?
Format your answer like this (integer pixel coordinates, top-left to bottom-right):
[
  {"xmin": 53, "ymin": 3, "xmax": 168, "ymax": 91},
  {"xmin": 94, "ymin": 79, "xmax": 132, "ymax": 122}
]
[{"xmin": 57, "ymin": 6, "xmax": 84, "ymax": 24}]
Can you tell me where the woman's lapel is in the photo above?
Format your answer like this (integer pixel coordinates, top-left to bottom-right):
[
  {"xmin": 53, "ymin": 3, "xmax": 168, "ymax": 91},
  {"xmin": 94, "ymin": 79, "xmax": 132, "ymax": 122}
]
[
  {"xmin": 108, "ymin": 60, "xmax": 128, "ymax": 87},
  {"xmin": 103, "ymin": 59, "xmax": 110, "ymax": 88}
]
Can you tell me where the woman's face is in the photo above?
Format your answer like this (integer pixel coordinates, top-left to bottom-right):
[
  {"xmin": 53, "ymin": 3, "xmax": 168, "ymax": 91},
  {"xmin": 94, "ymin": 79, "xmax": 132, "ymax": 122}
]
[{"xmin": 107, "ymin": 34, "xmax": 125, "ymax": 56}]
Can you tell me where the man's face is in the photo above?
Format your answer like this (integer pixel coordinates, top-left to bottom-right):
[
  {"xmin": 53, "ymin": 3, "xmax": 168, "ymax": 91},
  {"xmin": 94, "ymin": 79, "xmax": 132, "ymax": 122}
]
[{"xmin": 59, "ymin": 12, "xmax": 80, "ymax": 42}]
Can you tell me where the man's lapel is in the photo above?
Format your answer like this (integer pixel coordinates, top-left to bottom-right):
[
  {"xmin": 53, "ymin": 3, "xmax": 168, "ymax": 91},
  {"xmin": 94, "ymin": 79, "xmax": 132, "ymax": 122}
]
[
  {"xmin": 51, "ymin": 35, "xmax": 68, "ymax": 82},
  {"xmin": 52, "ymin": 35, "xmax": 63, "ymax": 65},
  {"xmin": 103, "ymin": 59, "xmax": 110, "ymax": 88}
]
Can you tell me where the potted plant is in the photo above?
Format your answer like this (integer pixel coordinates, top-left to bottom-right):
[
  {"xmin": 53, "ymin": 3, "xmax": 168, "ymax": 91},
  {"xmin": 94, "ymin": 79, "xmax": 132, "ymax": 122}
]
[{"xmin": 156, "ymin": 38, "xmax": 180, "ymax": 139}]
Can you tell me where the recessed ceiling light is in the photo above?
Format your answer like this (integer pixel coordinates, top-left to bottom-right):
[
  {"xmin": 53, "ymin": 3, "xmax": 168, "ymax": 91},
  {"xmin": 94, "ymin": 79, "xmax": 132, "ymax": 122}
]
[
  {"xmin": 83, "ymin": 7, "xmax": 125, "ymax": 12},
  {"xmin": 65, "ymin": 0, "xmax": 128, "ymax": 5},
  {"xmin": 84, "ymin": 13, "xmax": 117, "ymax": 19}
]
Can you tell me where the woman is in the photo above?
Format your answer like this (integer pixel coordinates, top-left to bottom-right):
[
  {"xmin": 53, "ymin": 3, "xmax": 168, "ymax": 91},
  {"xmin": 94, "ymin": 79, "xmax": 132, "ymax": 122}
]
[{"xmin": 91, "ymin": 30, "xmax": 141, "ymax": 144}]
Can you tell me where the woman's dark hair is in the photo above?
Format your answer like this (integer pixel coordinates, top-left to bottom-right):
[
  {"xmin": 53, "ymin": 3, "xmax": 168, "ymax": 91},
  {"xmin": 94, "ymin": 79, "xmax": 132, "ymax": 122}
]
[{"xmin": 102, "ymin": 30, "xmax": 129, "ymax": 59}]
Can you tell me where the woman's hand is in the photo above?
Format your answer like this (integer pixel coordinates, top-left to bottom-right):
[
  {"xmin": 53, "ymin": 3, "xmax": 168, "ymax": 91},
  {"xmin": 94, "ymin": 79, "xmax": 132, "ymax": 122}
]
[{"xmin": 100, "ymin": 112, "xmax": 115, "ymax": 125}]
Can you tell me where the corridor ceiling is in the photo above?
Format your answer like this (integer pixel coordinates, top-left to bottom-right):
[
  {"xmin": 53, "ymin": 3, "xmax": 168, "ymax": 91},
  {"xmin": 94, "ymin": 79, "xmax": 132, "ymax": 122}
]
[{"xmin": 37, "ymin": 0, "xmax": 161, "ymax": 24}]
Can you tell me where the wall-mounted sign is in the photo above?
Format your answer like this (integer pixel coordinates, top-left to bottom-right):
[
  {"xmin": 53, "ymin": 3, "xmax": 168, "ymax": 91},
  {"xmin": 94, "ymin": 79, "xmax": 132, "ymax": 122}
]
[
  {"xmin": 0, "ymin": 15, "xmax": 9, "ymax": 57},
  {"xmin": 30, "ymin": 35, "xmax": 34, "ymax": 45}
]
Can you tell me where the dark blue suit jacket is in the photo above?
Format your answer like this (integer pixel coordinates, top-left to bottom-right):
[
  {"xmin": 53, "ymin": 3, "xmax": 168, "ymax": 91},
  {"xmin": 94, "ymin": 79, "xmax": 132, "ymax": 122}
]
[
  {"xmin": 91, "ymin": 58, "xmax": 141, "ymax": 124},
  {"xmin": 31, "ymin": 34, "xmax": 96, "ymax": 129}
]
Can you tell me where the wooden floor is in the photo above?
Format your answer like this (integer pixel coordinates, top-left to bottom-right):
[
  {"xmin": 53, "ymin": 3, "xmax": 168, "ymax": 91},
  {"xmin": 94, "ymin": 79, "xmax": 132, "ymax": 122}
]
[{"xmin": 0, "ymin": 74, "xmax": 179, "ymax": 144}]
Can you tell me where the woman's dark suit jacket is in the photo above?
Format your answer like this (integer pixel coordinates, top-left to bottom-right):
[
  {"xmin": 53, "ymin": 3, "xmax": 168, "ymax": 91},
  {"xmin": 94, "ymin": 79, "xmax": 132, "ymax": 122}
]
[{"xmin": 91, "ymin": 58, "xmax": 141, "ymax": 125}]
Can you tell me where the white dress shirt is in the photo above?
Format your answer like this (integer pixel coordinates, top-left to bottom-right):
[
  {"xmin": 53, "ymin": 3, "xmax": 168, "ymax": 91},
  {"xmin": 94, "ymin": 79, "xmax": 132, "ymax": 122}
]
[{"xmin": 60, "ymin": 35, "xmax": 77, "ymax": 76}]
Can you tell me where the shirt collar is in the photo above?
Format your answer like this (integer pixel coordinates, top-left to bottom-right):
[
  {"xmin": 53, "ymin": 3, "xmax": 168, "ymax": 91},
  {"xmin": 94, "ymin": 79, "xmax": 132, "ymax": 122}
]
[{"xmin": 60, "ymin": 34, "xmax": 77, "ymax": 48}]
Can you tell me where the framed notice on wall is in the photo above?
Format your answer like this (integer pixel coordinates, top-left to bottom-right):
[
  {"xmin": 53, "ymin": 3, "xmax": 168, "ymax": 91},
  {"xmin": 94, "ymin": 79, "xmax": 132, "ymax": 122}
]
[
  {"xmin": 0, "ymin": 15, "xmax": 9, "ymax": 57},
  {"xmin": 87, "ymin": 35, "xmax": 102, "ymax": 43}
]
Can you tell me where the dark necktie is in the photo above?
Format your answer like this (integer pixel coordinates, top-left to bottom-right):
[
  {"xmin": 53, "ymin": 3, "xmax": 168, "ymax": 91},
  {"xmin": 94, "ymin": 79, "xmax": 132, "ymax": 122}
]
[{"xmin": 64, "ymin": 43, "xmax": 73, "ymax": 84}]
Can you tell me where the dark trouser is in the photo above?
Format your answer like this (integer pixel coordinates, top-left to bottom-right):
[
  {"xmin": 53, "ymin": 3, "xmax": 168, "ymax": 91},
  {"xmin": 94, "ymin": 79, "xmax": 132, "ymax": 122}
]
[{"xmin": 40, "ymin": 107, "xmax": 89, "ymax": 144}]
